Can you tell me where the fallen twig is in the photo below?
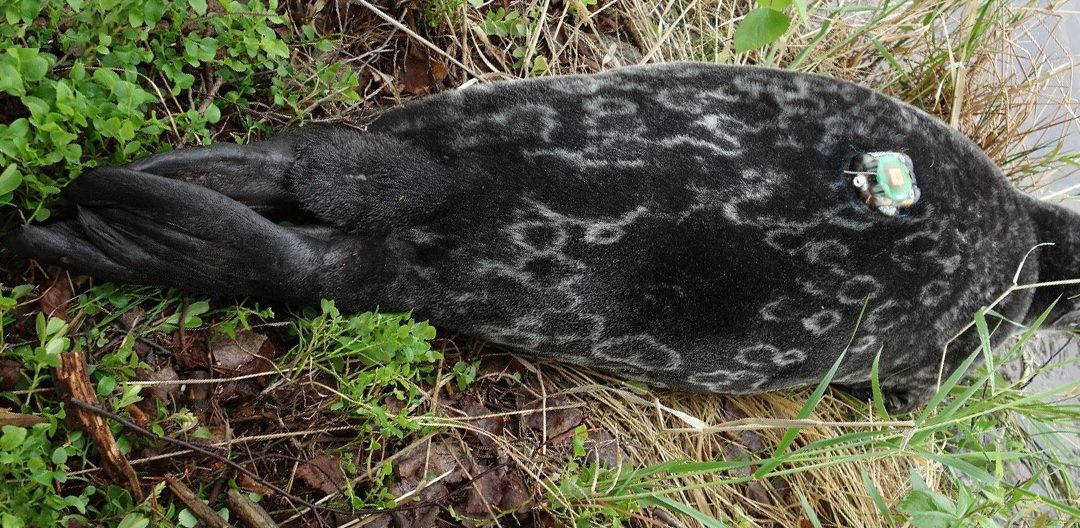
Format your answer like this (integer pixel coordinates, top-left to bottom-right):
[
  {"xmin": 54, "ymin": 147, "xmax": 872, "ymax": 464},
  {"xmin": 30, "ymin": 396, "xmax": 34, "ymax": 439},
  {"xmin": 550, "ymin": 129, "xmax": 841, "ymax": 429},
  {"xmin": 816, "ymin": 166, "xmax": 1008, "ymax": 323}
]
[
  {"xmin": 198, "ymin": 75, "xmax": 225, "ymax": 114},
  {"xmin": 165, "ymin": 474, "xmax": 234, "ymax": 528},
  {"xmin": 0, "ymin": 408, "xmax": 47, "ymax": 428},
  {"xmin": 54, "ymin": 352, "xmax": 144, "ymax": 501},
  {"xmin": 226, "ymin": 489, "xmax": 278, "ymax": 528}
]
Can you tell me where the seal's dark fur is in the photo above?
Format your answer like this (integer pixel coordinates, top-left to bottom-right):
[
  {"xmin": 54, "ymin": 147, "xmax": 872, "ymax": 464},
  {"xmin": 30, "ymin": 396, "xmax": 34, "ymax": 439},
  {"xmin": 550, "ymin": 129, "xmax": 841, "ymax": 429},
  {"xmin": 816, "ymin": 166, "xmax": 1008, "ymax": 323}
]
[{"xmin": 8, "ymin": 63, "xmax": 1079, "ymax": 410}]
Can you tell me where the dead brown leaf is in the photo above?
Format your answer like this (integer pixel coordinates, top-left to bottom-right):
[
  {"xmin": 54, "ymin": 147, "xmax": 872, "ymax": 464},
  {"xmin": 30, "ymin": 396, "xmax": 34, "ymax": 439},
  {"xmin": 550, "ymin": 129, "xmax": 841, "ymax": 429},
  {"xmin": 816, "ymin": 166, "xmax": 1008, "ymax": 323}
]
[
  {"xmin": 382, "ymin": 395, "xmax": 406, "ymax": 415},
  {"xmin": 396, "ymin": 439, "xmax": 468, "ymax": 485},
  {"xmin": 724, "ymin": 445, "xmax": 753, "ymax": 478},
  {"xmin": 205, "ymin": 425, "xmax": 232, "ymax": 444},
  {"xmin": 390, "ymin": 480, "xmax": 445, "ymax": 527},
  {"xmin": 214, "ymin": 379, "xmax": 261, "ymax": 402},
  {"xmin": 502, "ymin": 472, "xmax": 533, "ymax": 513},
  {"xmin": 362, "ymin": 513, "xmax": 392, "ymax": 528},
  {"xmin": 464, "ymin": 465, "xmax": 504, "ymax": 515},
  {"xmin": 476, "ymin": 355, "xmax": 528, "ymax": 383},
  {"xmin": 185, "ymin": 370, "xmax": 211, "ymax": 403},
  {"xmin": 584, "ymin": 430, "xmax": 623, "ymax": 468},
  {"xmin": 200, "ymin": 331, "xmax": 276, "ymax": 401},
  {"xmin": 118, "ymin": 306, "xmax": 145, "ymax": 331},
  {"xmin": 175, "ymin": 338, "xmax": 210, "ymax": 370},
  {"xmin": 737, "ymin": 430, "xmax": 765, "ymax": 452},
  {"xmin": 461, "ymin": 396, "xmax": 504, "ymax": 449},
  {"xmin": 211, "ymin": 331, "xmax": 274, "ymax": 376},
  {"xmin": 430, "ymin": 58, "xmax": 448, "ymax": 84},
  {"xmin": 39, "ymin": 276, "xmax": 73, "ymax": 320},
  {"xmin": 400, "ymin": 47, "xmax": 446, "ymax": 95},
  {"xmin": 296, "ymin": 455, "xmax": 345, "ymax": 496},
  {"xmin": 238, "ymin": 471, "xmax": 274, "ymax": 497},
  {"xmin": 524, "ymin": 398, "xmax": 583, "ymax": 438},
  {"xmin": 745, "ymin": 481, "xmax": 774, "ymax": 507},
  {"xmin": 141, "ymin": 364, "xmax": 180, "ymax": 403},
  {"xmin": 401, "ymin": 52, "xmax": 431, "ymax": 95},
  {"xmin": 0, "ymin": 358, "xmax": 19, "ymax": 391}
]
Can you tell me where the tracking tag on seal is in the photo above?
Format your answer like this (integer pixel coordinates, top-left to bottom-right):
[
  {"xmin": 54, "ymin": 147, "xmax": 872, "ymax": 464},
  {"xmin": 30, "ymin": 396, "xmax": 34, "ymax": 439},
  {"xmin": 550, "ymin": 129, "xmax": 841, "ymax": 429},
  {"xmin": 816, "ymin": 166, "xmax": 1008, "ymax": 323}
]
[{"xmin": 846, "ymin": 152, "xmax": 921, "ymax": 216}]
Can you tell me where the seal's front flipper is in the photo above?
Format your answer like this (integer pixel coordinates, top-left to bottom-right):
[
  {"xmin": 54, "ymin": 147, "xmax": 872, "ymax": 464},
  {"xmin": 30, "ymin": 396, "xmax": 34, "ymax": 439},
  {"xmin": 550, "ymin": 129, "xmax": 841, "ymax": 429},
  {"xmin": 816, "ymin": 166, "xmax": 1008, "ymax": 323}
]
[
  {"xmin": 123, "ymin": 132, "xmax": 300, "ymax": 216},
  {"xmin": 836, "ymin": 383, "xmax": 936, "ymax": 414},
  {"xmin": 3, "ymin": 167, "xmax": 351, "ymax": 305}
]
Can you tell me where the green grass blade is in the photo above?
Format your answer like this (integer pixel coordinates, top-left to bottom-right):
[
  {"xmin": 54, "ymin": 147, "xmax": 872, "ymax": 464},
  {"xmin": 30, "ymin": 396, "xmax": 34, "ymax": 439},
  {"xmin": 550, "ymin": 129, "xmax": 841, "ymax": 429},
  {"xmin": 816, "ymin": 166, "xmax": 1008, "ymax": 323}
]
[
  {"xmin": 973, "ymin": 308, "xmax": 997, "ymax": 394},
  {"xmin": 914, "ymin": 449, "xmax": 997, "ymax": 486},
  {"xmin": 914, "ymin": 345, "xmax": 984, "ymax": 424},
  {"xmin": 870, "ymin": 346, "xmax": 891, "ymax": 419},
  {"xmin": 795, "ymin": 488, "xmax": 824, "ymax": 528},
  {"xmin": 641, "ymin": 494, "xmax": 730, "ymax": 528},
  {"xmin": 754, "ymin": 347, "xmax": 848, "ymax": 478},
  {"xmin": 860, "ymin": 466, "xmax": 897, "ymax": 527}
]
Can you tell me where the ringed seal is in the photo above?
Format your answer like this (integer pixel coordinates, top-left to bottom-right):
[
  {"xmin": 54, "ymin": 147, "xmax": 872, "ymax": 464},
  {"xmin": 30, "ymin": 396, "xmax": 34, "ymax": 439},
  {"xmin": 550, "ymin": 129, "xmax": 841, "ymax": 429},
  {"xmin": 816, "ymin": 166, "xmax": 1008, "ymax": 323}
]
[{"xmin": 7, "ymin": 63, "xmax": 1079, "ymax": 411}]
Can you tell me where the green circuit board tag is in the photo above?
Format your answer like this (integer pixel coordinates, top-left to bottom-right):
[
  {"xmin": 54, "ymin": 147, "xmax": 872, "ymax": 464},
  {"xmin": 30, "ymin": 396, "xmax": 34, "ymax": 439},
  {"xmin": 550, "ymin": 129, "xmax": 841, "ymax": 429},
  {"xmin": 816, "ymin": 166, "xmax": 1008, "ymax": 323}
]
[
  {"xmin": 847, "ymin": 151, "xmax": 921, "ymax": 215},
  {"xmin": 875, "ymin": 154, "xmax": 916, "ymax": 203}
]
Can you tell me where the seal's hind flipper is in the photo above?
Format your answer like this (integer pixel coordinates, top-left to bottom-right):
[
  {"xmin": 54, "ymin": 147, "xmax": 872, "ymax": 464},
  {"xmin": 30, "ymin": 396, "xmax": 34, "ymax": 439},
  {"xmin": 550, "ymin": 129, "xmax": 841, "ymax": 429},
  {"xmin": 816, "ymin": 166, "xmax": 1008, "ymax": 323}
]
[
  {"xmin": 5, "ymin": 220, "xmax": 132, "ymax": 280},
  {"xmin": 4, "ymin": 167, "xmax": 342, "ymax": 304},
  {"xmin": 124, "ymin": 132, "xmax": 299, "ymax": 216}
]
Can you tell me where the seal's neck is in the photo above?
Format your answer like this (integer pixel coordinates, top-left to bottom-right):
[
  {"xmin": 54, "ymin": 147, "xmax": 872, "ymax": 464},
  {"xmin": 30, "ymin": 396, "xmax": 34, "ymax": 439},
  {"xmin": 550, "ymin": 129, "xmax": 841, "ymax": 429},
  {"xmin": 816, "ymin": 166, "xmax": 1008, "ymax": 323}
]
[{"xmin": 1027, "ymin": 197, "xmax": 1080, "ymax": 324}]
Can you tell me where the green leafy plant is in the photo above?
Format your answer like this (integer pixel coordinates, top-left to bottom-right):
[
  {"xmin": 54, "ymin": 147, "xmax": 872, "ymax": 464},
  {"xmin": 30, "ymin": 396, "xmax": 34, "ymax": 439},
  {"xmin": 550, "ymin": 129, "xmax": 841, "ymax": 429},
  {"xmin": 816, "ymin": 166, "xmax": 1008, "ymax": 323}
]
[
  {"xmin": 2, "ymin": 0, "xmax": 1078, "ymax": 525},
  {"xmin": 477, "ymin": 6, "xmax": 548, "ymax": 74},
  {"xmin": 288, "ymin": 300, "xmax": 442, "ymax": 438},
  {"xmin": 0, "ymin": 0, "xmax": 359, "ymax": 223},
  {"xmin": 422, "ymin": 0, "xmax": 484, "ymax": 27},
  {"xmin": 733, "ymin": 0, "xmax": 807, "ymax": 53},
  {"xmin": 0, "ymin": 423, "xmax": 94, "ymax": 528},
  {"xmin": 897, "ymin": 470, "xmax": 977, "ymax": 528},
  {"xmin": 0, "ymin": 1, "xmax": 366, "ymax": 524}
]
